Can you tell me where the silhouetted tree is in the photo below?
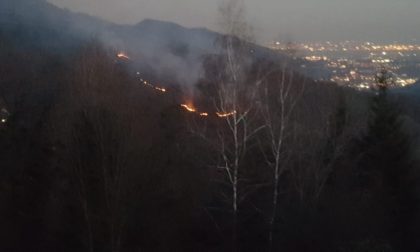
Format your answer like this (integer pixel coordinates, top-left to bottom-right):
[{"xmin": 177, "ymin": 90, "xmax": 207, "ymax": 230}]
[{"xmin": 356, "ymin": 68, "xmax": 417, "ymax": 249}]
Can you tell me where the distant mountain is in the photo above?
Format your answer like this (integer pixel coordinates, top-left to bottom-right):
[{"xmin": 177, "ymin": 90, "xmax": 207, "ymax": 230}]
[
  {"xmin": 112, "ymin": 19, "xmax": 222, "ymax": 84},
  {"xmin": 133, "ymin": 18, "xmax": 218, "ymax": 51},
  {"xmin": 0, "ymin": 0, "xmax": 120, "ymax": 51},
  {"xmin": 0, "ymin": 0, "xmax": 214, "ymax": 83},
  {"xmin": 0, "ymin": 0, "xmax": 286, "ymax": 84}
]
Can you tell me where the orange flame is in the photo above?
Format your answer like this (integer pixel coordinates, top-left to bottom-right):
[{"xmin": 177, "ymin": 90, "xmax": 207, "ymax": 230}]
[
  {"xmin": 181, "ymin": 104, "xmax": 196, "ymax": 112},
  {"xmin": 138, "ymin": 75, "xmax": 235, "ymax": 119},
  {"xmin": 216, "ymin": 111, "xmax": 237, "ymax": 118},
  {"xmin": 117, "ymin": 52, "xmax": 130, "ymax": 60}
]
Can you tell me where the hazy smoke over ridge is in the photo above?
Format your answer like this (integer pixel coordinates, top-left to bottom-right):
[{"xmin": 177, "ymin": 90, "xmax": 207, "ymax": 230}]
[{"xmin": 47, "ymin": 0, "xmax": 420, "ymax": 43}]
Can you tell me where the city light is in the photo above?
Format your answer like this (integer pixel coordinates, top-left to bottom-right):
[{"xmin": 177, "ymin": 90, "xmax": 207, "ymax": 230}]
[{"xmin": 270, "ymin": 40, "xmax": 420, "ymax": 89}]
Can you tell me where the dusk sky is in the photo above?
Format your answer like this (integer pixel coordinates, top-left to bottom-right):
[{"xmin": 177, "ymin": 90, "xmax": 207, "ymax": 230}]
[{"xmin": 47, "ymin": 0, "xmax": 420, "ymax": 43}]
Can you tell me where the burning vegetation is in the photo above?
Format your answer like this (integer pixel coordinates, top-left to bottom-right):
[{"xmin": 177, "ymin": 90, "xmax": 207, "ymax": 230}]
[
  {"xmin": 117, "ymin": 52, "xmax": 130, "ymax": 60},
  {"xmin": 180, "ymin": 104, "xmax": 196, "ymax": 112},
  {"xmin": 128, "ymin": 53, "xmax": 236, "ymax": 118},
  {"xmin": 215, "ymin": 111, "xmax": 237, "ymax": 117}
]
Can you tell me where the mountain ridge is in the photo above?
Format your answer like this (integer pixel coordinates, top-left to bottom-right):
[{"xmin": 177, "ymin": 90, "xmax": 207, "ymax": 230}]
[{"xmin": 0, "ymin": 0, "xmax": 288, "ymax": 85}]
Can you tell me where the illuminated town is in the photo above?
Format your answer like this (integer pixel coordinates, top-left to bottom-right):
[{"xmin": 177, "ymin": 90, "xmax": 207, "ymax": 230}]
[{"xmin": 267, "ymin": 41, "xmax": 420, "ymax": 90}]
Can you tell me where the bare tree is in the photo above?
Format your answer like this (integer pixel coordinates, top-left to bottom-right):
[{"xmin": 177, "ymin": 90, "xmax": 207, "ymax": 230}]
[
  {"xmin": 258, "ymin": 64, "xmax": 306, "ymax": 251},
  {"xmin": 208, "ymin": 1, "xmax": 264, "ymax": 251}
]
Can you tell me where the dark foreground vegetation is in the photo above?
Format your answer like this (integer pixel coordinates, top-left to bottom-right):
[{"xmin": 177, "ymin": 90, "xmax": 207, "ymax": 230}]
[{"xmin": 2, "ymin": 2, "xmax": 420, "ymax": 252}]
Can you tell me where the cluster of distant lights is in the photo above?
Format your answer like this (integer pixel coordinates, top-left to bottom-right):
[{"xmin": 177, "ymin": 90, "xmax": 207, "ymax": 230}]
[
  {"xmin": 305, "ymin": 57, "xmax": 394, "ymax": 65},
  {"xmin": 330, "ymin": 75, "xmax": 418, "ymax": 90},
  {"xmin": 272, "ymin": 41, "xmax": 420, "ymax": 53},
  {"xmin": 270, "ymin": 41, "xmax": 420, "ymax": 89}
]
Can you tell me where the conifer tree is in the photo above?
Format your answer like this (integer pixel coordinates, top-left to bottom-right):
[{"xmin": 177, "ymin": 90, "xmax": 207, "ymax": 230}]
[{"xmin": 357, "ymin": 68, "xmax": 417, "ymax": 249}]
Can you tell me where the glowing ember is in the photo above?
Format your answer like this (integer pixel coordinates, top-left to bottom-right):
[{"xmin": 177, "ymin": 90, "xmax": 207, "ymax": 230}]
[
  {"xmin": 181, "ymin": 104, "xmax": 196, "ymax": 112},
  {"xmin": 216, "ymin": 111, "xmax": 237, "ymax": 118},
  {"xmin": 117, "ymin": 52, "xmax": 130, "ymax": 60},
  {"xmin": 155, "ymin": 87, "xmax": 166, "ymax": 92},
  {"xmin": 138, "ymin": 75, "xmax": 234, "ymax": 119},
  {"xmin": 143, "ymin": 81, "xmax": 153, "ymax": 87}
]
